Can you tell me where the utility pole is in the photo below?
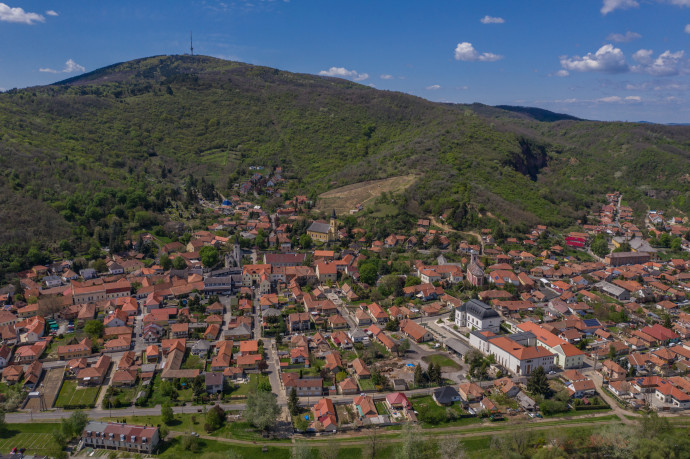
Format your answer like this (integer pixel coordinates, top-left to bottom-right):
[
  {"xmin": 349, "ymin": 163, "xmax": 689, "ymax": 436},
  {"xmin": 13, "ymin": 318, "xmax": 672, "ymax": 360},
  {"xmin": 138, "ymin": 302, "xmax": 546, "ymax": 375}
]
[{"xmin": 190, "ymin": 31, "xmax": 194, "ymax": 56}]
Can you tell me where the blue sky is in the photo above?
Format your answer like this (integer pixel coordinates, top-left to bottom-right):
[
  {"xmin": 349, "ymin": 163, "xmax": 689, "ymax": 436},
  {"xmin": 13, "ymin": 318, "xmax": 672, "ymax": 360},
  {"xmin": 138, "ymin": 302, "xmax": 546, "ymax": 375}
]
[{"xmin": 1, "ymin": 0, "xmax": 689, "ymax": 122}]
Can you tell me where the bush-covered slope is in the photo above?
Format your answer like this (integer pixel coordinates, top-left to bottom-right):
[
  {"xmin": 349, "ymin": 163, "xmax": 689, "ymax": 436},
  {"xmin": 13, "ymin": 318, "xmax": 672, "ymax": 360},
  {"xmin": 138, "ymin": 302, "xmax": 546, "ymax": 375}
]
[{"xmin": 0, "ymin": 54, "xmax": 688, "ymax": 272}]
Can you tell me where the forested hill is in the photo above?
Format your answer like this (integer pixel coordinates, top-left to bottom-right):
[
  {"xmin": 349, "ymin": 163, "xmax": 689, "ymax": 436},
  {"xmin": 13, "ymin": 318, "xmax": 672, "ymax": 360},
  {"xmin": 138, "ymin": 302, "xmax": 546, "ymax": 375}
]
[{"xmin": 0, "ymin": 54, "xmax": 689, "ymax": 272}]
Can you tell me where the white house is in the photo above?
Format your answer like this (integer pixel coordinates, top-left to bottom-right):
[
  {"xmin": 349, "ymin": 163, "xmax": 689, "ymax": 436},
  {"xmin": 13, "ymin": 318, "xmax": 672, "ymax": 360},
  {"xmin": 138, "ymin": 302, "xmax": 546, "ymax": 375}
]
[{"xmin": 455, "ymin": 299, "xmax": 501, "ymax": 333}]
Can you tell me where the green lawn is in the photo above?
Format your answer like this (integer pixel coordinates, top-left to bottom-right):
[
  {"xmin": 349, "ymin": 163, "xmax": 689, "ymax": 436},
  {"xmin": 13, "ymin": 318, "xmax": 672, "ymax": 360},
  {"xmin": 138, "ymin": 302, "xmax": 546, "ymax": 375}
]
[
  {"xmin": 143, "ymin": 375, "xmax": 194, "ymax": 407},
  {"xmin": 358, "ymin": 378, "xmax": 376, "ymax": 391},
  {"xmin": 0, "ymin": 424, "xmax": 59, "ymax": 457},
  {"xmin": 229, "ymin": 374, "xmax": 270, "ymax": 397},
  {"xmin": 411, "ymin": 395, "xmax": 480, "ymax": 428},
  {"xmin": 107, "ymin": 412, "xmax": 205, "ymax": 433},
  {"xmin": 422, "ymin": 354, "xmax": 461, "ymax": 370},
  {"xmin": 54, "ymin": 380, "xmax": 100, "ymax": 408}
]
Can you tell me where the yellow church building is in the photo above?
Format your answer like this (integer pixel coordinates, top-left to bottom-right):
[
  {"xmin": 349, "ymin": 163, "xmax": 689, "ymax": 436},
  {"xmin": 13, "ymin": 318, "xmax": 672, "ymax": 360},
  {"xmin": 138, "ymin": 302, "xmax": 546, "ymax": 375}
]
[{"xmin": 307, "ymin": 210, "xmax": 337, "ymax": 243}]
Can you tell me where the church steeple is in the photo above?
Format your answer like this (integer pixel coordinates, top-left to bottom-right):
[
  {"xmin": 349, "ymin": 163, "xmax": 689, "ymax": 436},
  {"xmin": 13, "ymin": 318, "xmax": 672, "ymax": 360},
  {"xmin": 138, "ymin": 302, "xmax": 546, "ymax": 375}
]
[{"xmin": 329, "ymin": 209, "xmax": 337, "ymax": 237}]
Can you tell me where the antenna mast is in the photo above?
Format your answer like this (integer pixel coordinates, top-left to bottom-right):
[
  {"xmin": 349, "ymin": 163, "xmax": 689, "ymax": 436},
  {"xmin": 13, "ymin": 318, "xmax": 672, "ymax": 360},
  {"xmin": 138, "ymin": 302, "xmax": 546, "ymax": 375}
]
[{"xmin": 190, "ymin": 31, "xmax": 194, "ymax": 56}]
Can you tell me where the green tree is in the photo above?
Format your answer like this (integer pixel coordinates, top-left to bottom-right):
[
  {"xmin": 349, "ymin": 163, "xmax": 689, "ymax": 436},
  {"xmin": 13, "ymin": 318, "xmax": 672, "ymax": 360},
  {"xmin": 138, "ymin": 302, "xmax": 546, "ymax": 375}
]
[
  {"xmin": 526, "ymin": 367, "xmax": 551, "ymax": 397},
  {"xmin": 205, "ymin": 405, "xmax": 225, "ymax": 432},
  {"xmin": 172, "ymin": 256, "xmax": 187, "ymax": 269},
  {"xmin": 591, "ymin": 234, "xmax": 609, "ymax": 257},
  {"xmin": 161, "ymin": 403, "xmax": 174, "ymax": 425},
  {"xmin": 299, "ymin": 234, "xmax": 313, "ymax": 249},
  {"xmin": 160, "ymin": 253, "xmax": 172, "ymax": 270},
  {"xmin": 414, "ymin": 365, "xmax": 427, "ymax": 388},
  {"xmin": 83, "ymin": 320, "xmax": 104, "ymax": 339},
  {"xmin": 199, "ymin": 245, "xmax": 220, "ymax": 267},
  {"xmin": 288, "ymin": 387, "xmax": 300, "ymax": 416},
  {"xmin": 396, "ymin": 338, "xmax": 410, "ymax": 357},
  {"xmin": 359, "ymin": 264, "xmax": 378, "ymax": 285},
  {"xmin": 608, "ymin": 344, "xmax": 617, "ymax": 361},
  {"xmin": 245, "ymin": 390, "xmax": 281, "ymax": 432}
]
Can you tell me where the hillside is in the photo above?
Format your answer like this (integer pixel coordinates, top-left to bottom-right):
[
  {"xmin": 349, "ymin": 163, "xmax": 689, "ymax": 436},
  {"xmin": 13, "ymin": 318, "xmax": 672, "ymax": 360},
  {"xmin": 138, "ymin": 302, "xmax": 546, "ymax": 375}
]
[{"xmin": 0, "ymin": 54, "xmax": 689, "ymax": 273}]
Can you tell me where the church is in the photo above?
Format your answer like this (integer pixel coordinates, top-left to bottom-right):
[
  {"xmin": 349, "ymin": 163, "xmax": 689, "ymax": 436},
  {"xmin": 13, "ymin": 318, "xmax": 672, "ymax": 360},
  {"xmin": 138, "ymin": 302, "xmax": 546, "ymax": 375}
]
[{"xmin": 306, "ymin": 210, "xmax": 337, "ymax": 243}]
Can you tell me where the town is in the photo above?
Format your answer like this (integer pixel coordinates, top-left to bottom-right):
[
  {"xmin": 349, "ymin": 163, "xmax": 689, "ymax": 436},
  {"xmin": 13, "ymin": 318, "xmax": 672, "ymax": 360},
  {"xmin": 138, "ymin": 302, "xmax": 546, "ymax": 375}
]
[{"xmin": 0, "ymin": 170, "xmax": 689, "ymax": 458}]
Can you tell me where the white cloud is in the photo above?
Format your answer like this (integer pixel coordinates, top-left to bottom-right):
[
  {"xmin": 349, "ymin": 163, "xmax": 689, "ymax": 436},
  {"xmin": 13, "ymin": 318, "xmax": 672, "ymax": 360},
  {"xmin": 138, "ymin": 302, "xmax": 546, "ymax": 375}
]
[
  {"xmin": 45, "ymin": 10, "xmax": 58, "ymax": 16},
  {"xmin": 632, "ymin": 49, "xmax": 685, "ymax": 76},
  {"xmin": 0, "ymin": 3, "xmax": 45, "ymax": 24},
  {"xmin": 39, "ymin": 59, "xmax": 85, "ymax": 74},
  {"xmin": 596, "ymin": 95, "xmax": 642, "ymax": 103},
  {"xmin": 318, "ymin": 67, "xmax": 369, "ymax": 81},
  {"xmin": 667, "ymin": 0, "xmax": 690, "ymax": 6},
  {"xmin": 606, "ymin": 31, "xmax": 641, "ymax": 42},
  {"xmin": 380, "ymin": 74, "xmax": 393, "ymax": 80},
  {"xmin": 480, "ymin": 15, "xmax": 504, "ymax": 24},
  {"xmin": 553, "ymin": 69, "xmax": 570, "ymax": 77},
  {"xmin": 454, "ymin": 42, "xmax": 503, "ymax": 62},
  {"xmin": 685, "ymin": 24, "xmax": 690, "ymax": 33},
  {"xmin": 426, "ymin": 84, "xmax": 441, "ymax": 90},
  {"xmin": 601, "ymin": 0, "xmax": 639, "ymax": 14},
  {"xmin": 560, "ymin": 44, "xmax": 628, "ymax": 73},
  {"xmin": 632, "ymin": 49, "xmax": 653, "ymax": 64}
]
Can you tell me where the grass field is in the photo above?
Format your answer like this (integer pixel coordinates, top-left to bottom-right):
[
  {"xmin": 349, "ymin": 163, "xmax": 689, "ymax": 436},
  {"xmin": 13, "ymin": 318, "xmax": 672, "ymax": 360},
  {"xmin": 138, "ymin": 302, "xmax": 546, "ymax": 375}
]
[
  {"xmin": 54, "ymin": 380, "xmax": 100, "ymax": 408},
  {"xmin": 315, "ymin": 175, "xmax": 418, "ymax": 215},
  {"xmin": 422, "ymin": 354, "xmax": 461, "ymax": 370},
  {"xmin": 0, "ymin": 424, "xmax": 58, "ymax": 456},
  {"xmin": 358, "ymin": 378, "xmax": 376, "ymax": 391}
]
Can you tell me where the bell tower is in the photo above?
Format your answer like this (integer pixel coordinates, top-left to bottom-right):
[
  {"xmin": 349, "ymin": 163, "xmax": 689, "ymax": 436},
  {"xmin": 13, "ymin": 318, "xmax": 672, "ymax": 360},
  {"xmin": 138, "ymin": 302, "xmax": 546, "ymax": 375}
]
[{"xmin": 329, "ymin": 209, "xmax": 337, "ymax": 240}]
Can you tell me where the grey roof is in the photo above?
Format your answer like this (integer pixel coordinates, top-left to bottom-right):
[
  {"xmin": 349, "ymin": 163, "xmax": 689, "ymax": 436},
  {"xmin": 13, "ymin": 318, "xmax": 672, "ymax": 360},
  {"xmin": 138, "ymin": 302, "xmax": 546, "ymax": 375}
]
[
  {"xmin": 205, "ymin": 372, "xmax": 224, "ymax": 386},
  {"xmin": 433, "ymin": 386, "xmax": 460, "ymax": 404},
  {"xmin": 444, "ymin": 338, "xmax": 468, "ymax": 354},
  {"xmin": 262, "ymin": 308, "xmax": 281, "ymax": 317},
  {"xmin": 308, "ymin": 221, "xmax": 331, "ymax": 234},
  {"xmin": 457, "ymin": 299, "xmax": 499, "ymax": 319},
  {"xmin": 595, "ymin": 281, "xmax": 626, "ymax": 297},
  {"xmin": 224, "ymin": 323, "xmax": 251, "ymax": 337},
  {"xmin": 192, "ymin": 340, "xmax": 211, "ymax": 350}
]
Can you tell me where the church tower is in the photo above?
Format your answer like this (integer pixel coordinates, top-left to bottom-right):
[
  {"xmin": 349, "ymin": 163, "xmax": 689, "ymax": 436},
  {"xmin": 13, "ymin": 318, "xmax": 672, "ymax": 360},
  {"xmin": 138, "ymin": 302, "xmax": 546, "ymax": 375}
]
[{"xmin": 329, "ymin": 209, "xmax": 337, "ymax": 241}]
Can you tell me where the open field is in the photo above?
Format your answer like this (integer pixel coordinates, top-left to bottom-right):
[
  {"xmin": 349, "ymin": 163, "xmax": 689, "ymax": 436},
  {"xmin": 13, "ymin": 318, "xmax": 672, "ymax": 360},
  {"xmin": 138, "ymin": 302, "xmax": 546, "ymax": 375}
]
[
  {"xmin": 0, "ymin": 424, "xmax": 57, "ymax": 456},
  {"xmin": 315, "ymin": 175, "xmax": 418, "ymax": 215},
  {"xmin": 54, "ymin": 380, "xmax": 100, "ymax": 408},
  {"xmin": 26, "ymin": 367, "xmax": 63, "ymax": 411},
  {"xmin": 422, "ymin": 354, "xmax": 461, "ymax": 370}
]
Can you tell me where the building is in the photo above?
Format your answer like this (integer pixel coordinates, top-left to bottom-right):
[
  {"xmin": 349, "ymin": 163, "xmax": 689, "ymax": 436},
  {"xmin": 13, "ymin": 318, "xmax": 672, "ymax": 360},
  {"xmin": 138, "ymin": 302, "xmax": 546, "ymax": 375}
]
[
  {"xmin": 455, "ymin": 299, "xmax": 501, "ymax": 333},
  {"xmin": 517, "ymin": 322, "xmax": 585, "ymax": 369},
  {"xmin": 467, "ymin": 254, "xmax": 485, "ymax": 287},
  {"xmin": 469, "ymin": 331, "xmax": 555, "ymax": 376},
  {"xmin": 306, "ymin": 210, "xmax": 337, "ymax": 243},
  {"xmin": 81, "ymin": 422, "xmax": 160, "ymax": 454},
  {"xmin": 604, "ymin": 252, "xmax": 651, "ymax": 267}
]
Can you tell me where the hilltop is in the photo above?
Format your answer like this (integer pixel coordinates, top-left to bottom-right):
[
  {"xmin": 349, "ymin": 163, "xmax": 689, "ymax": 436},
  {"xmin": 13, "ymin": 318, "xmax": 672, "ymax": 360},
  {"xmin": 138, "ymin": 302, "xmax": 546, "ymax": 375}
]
[{"xmin": 0, "ymin": 54, "xmax": 688, "ymax": 273}]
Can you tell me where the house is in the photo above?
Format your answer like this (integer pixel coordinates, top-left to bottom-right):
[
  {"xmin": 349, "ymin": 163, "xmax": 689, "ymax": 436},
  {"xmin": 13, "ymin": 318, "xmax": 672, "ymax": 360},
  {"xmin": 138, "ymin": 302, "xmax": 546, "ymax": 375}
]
[
  {"xmin": 353, "ymin": 394, "xmax": 378, "ymax": 418},
  {"xmin": 2, "ymin": 365, "xmax": 23, "ymax": 384},
  {"xmin": 480, "ymin": 397, "xmax": 498, "ymax": 413},
  {"xmin": 399, "ymin": 319, "xmax": 433, "ymax": 343},
  {"xmin": 282, "ymin": 373, "xmax": 323, "ymax": 396},
  {"xmin": 567, "ymin": 379, "xmax": 596, "ymax": 398},
  {"xmin": 288, "ymin": 313, "xmax": 311, "ymax": 333},
  {"xmin": 58, "ymin": 338, "xmax": 92, "ymax": 359},
  {"xmin": 191, "ymin": 340, "xmax": 211, "ymax": 357},
  {"xmin": 81, "ymin": 422, "xmax": 160, "ymax": 454},
  {"xmin": 23, "ymin": 360, "xmax": 43, "ymax": 389},
  {"xmin": 351, "ymin": 358, "xmax": 371, "ymax": 379},
  {"xmin": 385, "ymin": 392, "xmax": 412, "ymax": 413},
  {"xmin": 433, "ymin": 386, "xmax": 461, "ymax": 406},
  {"xmin": 224, "ymin": 323, "xmax": 252, "ymax": 341},
  {"xmin": 600, "ymin": 359, "xmax": 626, "ymax": 381},
  {"xmin": 0, "ymin": 345, "xmax": 11, "ymax": 369},
  {"xmin": 339, "ymin": 377, "xmax": 359, "ymax": 395},
  {"xmin": 205, "ymin": 373, "xmax": 224, "ymax": 394},
  {"xmin": 170, "ymin": 323, "xmax": 189, "ymax": 339},
  {"xmin": 311, "ymin": 398, "xmax": 338, "ymax": 432},
  {"xmin": 13, "ymin": 341, "xmax": 47, "ymax": 363},
  {"xmin": 112, "ymin": 369, "xmax": 137, "ymax": 387},
  {"xmin": 655, "ymin": 379, "xmax": 690, "ymax": 409},
  {"xmin": 355, "ymin": 309, "xmax": 372, "ymax": 326},
  {"xmin": 367, "ymin": 303, "xmax": 389, "ymax": 324},
  {"xmin": 455, "ymin": 299, "xmax": 501, "ymax": 333},
  {"xmin": 77, "ymin": 354, "xmax": 111, "ymax": 386},
  {"xmin": 236, "ymin": 354, "xmax": 262, "ymax": 370},
  {"xmin": 315, "ymin": 262, "xmax": 338, "ymax": 283},
  {"xmin": 458, "ymin": 382, "xmax": 485, "ymax": 402}
]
